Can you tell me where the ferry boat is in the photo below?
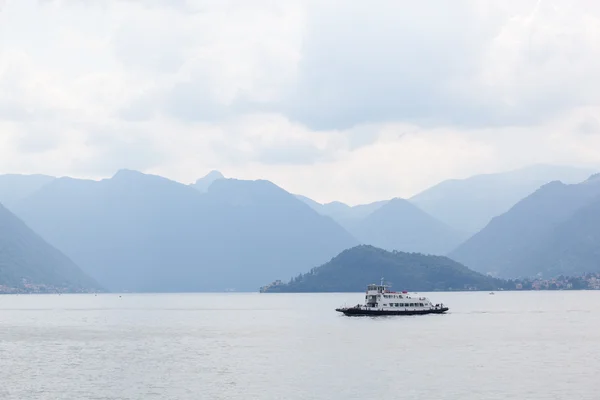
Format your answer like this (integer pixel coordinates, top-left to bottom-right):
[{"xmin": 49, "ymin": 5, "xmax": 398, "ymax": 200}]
[{"xmin": 335, "ymin": 280, "xmax": 449, "ymax": 316}]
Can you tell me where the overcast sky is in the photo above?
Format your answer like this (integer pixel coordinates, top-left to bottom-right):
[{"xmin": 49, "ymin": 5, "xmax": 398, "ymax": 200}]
[{"xmin": 1, "ymin": 0, "xmax": 600, "ymax": 204}]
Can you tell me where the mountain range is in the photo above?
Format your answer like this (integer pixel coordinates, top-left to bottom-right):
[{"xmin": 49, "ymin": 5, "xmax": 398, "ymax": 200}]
[
  {"xmin": 299, "ymin": 164, "xmax": 595, "ymax": 235},
  {"xmin": 409, "ymin": 164, "xmax": 595, "ymax": 234},
  {"xmin": 2, "ymin": 163, "xmax": 600, "ymax": 292},
  {"xmin": 296, "ymin": 196, "xmax": 466, "ymax": 255},
  {"xmin": 295, "ymin": 195, "xmax": 389, "ymax": 226},
  {"xmin": 450, "ymin": 174, "xmax": 600, "ymax": 278},
  {"xmin": 339, "ymin": 198, "xmax": 467, "ymax": 255},
  {"xmin": 11, "ymin": 170, "xmax": 357, "ymax": 292}
]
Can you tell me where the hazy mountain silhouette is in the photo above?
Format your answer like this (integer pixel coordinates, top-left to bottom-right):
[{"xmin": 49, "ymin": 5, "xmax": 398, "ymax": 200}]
[
  {"xmin": 263, "ymin": 245, "xmax": 506, "ymax": 292},
  {"xmin": 410, "ymin": 164, "xmax": 596, "ymax": 234},
  {"xmin": 450, "ymin": 174, "xmax": 600, "ymax": 278},
  {"xmin": 191, "ymin": 170, "xmax": 225, "ymax": 192},
  {"xmin": 531, "ymin": 174, "xmax": 600, "ymax": 276},
  {"xmin": 0, "ymin": 174, "xmax": 55, "ymax": 208},
  {"xmin": 297, "ymin": 195, "xmax": 464, "ymax": 255},
  {"xmin": 344, "ymin": 198, "xmax": 467, "ymax": 255},
  {"xmin": 296, "ymin": 195, "xmax": 389, "ymax": 227},
  {"xmin": 0, "ymin": 202, "xmax": 101, "ymax": 291},
  {"xmin": 14, "ymin": 170, "xmax": 357, "ymax": 292}
]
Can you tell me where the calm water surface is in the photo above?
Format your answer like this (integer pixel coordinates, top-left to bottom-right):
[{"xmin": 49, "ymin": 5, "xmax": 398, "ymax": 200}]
[{"xmin": 1, "ymin": 291, "xmax": 600, "ymax": 399}]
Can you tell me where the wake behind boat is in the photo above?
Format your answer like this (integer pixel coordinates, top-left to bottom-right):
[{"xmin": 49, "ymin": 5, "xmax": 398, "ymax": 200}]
[{"xmin": 335, "ymin": 280, "xmax": 449, "ymax": 316}]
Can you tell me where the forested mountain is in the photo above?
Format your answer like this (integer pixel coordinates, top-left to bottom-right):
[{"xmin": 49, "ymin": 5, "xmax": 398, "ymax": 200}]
[{"xmin": 263, "ymin": 245, "xmax": 506, "ymax": 292}]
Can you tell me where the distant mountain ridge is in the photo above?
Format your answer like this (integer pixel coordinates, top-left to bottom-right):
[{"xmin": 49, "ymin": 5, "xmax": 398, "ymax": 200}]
[
  {"xmin": 14, "ymin": 170, "xmax": 358, "ymax": 292},
  {"xmin": 295, "ymin": 165, "xmax": 594, "ymax": 255},
  {"xmin": 263, "ymin": 245, "xmax": 507, "ymax": 292},
  {"xmin": 410, "ymin": 164, "xmax": 596, "ymax": 234},
  {"xmin": 191, "ymin": 170, "xmax": 225, "ymax": 192},
  {"xmin": 296, "ymin": 195, "xmax": 389, "ymax": 224},
  {"xmin": 450, "ymin": 174, "xmax": 600, "ymax": 278},
  {"xmin": 343, "ymin": 198, "xmax": 468, "ymax": 255},
  {"xmin": 297, "ymin": 195, "xmax": 465, "ymax": 255},
  {"xmin": 0, "ymin": 174, "xmax": 55, "ymax": 208},
  {"xmin": 0, "ymin": 203, "xmax": 101, "ymax": 292},
  {"xmin": 4, "ymin": 163, "xmax": 599, "ymax": 292}
]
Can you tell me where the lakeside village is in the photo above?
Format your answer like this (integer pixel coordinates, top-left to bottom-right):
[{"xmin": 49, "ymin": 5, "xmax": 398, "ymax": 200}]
[
  {"xmin": 455, "ymin": 272, "xmax": 600, "ymax": 291},
  {"xmin": 261, "ymin": 273, "xmax": 600, "ymax": 293},
  {"xmin": 0, "ymin": 279, "xmax": 98, "ymax": 295},
  {"xmin": 504, "ymin": 273, "xmax": 600, "ymax": 291},
  {"xmin": 4, "ymin": 273, "xmax": 600, "ymax": 295}
]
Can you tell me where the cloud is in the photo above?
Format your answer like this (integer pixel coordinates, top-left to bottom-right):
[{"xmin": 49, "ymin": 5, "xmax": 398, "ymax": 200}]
[
  {"xmin": 472, "ymin": 0, "xmax": 600, "ymax": 123},
  {"xmin": 276, "ymin": 0, "xmax": 498, "ymax": 130},
  {"xmin": 1, "ymin": 0, "xmax": 600, "ymax": 204}
]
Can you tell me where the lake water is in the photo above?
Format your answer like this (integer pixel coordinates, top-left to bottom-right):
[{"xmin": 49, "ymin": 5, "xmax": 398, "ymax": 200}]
[{"xmin": 1, "ymin": 291, "xmax": 599, "ymax": 399}]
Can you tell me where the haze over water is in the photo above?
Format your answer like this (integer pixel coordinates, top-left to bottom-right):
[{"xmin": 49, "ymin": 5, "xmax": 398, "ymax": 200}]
[{"xmin": 1, "ymin": 291, "xmax": 599, "ymax": 399}]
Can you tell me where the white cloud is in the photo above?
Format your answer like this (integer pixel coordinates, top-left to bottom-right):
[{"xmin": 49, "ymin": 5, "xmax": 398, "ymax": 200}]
[
  {"xmin": 473, "ymin": 0, "xmax": 600, "ymax": 121},
  {"xmin": 1, "ymin": 0, "xmax": 600, "ymax": 204}
]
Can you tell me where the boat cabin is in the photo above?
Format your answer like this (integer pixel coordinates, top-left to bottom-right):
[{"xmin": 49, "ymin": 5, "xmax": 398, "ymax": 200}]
[{"xmin": 364, "ymin": 282, "xmax": 435, "ymax": 310}]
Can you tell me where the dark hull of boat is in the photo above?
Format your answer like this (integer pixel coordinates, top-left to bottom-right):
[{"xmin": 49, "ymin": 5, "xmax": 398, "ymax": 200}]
[{"xmin": 335, "ymin": 307, "xmax": 449, "ymax": 316}]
